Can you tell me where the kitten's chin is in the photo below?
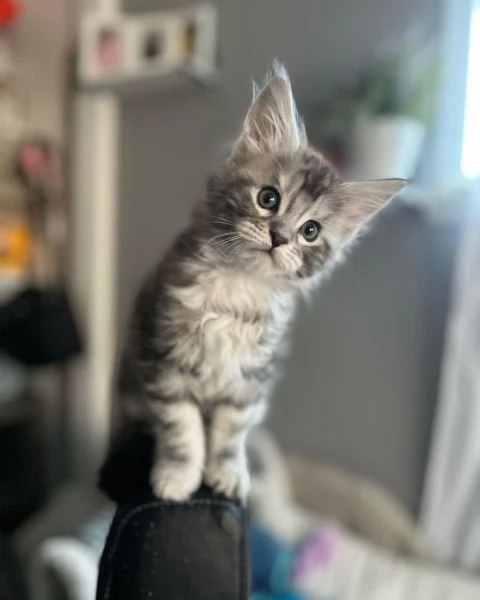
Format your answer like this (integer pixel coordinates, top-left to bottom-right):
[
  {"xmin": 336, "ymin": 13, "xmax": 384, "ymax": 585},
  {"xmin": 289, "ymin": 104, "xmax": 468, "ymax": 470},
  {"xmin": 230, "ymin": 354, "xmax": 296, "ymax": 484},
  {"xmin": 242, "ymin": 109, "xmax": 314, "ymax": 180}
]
[{"xmin": 244, "ymin": 248, "xmax": 295, "ymax": 281}]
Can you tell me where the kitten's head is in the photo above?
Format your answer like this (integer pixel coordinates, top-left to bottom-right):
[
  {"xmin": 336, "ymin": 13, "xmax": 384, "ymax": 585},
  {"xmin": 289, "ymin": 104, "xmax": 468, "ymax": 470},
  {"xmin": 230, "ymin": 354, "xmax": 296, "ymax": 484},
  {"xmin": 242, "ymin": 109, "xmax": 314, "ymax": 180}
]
[{"xmin": 203, "ymin": 63, "xmax": 407, "ymax": 284}]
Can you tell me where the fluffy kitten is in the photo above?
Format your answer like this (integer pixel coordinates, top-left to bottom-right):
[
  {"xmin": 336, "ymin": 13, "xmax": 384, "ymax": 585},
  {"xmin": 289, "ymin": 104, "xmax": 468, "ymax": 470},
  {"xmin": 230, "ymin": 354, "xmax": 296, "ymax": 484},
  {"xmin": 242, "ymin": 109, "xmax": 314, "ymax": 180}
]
[{"xmin": 107, "ymin": 64, "xmax": 406, "ymax": 503}]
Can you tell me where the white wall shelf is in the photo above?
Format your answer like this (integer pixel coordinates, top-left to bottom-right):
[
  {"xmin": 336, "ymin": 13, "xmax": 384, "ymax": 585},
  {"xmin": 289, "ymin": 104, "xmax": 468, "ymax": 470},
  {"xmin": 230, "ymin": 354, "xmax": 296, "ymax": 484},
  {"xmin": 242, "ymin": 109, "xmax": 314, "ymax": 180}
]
[
  {"xmin": 78, "ymin": 63, "xmax": 220, "ymax": 97},
  {"xmin": 77, "ymin": 3, "xmax": 218, "ymax": 97}
]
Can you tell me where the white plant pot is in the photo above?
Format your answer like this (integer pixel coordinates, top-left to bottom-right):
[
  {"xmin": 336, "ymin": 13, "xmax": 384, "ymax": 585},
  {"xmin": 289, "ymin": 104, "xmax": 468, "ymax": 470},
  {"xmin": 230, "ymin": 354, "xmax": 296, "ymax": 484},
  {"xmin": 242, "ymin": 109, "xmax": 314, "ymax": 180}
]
[{"xmin": 347, "ymin": 116, "xmax": 425, "ymax": 180}]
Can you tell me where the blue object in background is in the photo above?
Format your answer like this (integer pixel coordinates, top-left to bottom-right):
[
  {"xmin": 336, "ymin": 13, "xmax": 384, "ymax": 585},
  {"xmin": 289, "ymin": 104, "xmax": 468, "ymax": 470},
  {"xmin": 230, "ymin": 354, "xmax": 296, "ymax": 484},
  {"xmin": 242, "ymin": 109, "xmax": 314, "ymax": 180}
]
[
  {"xmin": 250, "ymin": 524, "xmax": 285, "ymax": 592},
  {"xmin": 249, "ymin": 524, "xmax": 305, "ymax": 600},
  {"xmin": 249, "ymin": 523, "xmax": 336, "ymax": 600}
]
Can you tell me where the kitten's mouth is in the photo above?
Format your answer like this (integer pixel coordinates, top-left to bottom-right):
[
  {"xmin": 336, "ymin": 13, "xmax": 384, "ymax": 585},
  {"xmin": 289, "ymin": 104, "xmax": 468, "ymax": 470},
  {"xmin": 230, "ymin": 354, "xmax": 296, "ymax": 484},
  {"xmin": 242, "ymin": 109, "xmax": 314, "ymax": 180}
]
[
  {"xmin": 259, "ymin": 247, "xmax": 273, "ymax": 257},
  {"xmin": 247, "ymin": 243, "xmax": 282, "ymax": 269},
  {"xmin": 258, "ymin": 247, "xmax": 278, "ymax": 266}
]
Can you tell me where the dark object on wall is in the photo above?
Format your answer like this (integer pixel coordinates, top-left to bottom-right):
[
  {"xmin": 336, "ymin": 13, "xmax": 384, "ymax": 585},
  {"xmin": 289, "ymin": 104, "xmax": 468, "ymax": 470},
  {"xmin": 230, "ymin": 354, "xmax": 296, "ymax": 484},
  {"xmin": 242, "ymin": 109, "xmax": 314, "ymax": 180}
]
[
  {"xmin": 0, "ymin": 285, "xmax": 82, "ymax": 366},
  {"xmin": 97, "ymin": 488, "xmax": 249, "ymax": 600}
]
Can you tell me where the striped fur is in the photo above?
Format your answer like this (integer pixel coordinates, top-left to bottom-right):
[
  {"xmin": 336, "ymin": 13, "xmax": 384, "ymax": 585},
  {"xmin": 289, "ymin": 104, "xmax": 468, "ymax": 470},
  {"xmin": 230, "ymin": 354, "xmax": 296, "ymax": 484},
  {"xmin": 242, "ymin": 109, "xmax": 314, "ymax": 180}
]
[{"xmin": 107, "ymin": 64, "xmax": 407, "ymax": 502}]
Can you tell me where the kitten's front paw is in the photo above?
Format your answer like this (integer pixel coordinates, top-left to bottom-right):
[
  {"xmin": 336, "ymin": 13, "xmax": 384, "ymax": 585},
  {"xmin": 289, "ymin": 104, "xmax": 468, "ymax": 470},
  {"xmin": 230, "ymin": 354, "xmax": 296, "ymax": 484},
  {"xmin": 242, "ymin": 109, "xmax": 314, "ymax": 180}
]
[
  {"xmin": 204, "ymin": 461, "xmax": 250, "ymax": 503},
  {"xmin": 150, "ymin": 462, "xmax": 202, "ymax": 502}
]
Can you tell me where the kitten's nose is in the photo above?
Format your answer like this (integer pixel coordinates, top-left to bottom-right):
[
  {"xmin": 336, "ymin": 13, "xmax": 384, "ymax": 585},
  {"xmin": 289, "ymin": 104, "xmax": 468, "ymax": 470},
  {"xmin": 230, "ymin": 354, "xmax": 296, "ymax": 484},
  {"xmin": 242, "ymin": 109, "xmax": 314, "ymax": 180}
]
[{"xmin": 270, "ymin": 230, "xmax": 288, "ymax": 248}]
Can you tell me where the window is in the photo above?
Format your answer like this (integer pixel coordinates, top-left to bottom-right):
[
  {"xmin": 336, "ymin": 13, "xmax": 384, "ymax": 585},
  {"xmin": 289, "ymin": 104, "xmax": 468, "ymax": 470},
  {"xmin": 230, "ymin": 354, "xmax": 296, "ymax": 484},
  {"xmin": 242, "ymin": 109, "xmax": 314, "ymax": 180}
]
[{"xmin": 462, "ymin": 2, "xmax": 480, "ymax": 180}]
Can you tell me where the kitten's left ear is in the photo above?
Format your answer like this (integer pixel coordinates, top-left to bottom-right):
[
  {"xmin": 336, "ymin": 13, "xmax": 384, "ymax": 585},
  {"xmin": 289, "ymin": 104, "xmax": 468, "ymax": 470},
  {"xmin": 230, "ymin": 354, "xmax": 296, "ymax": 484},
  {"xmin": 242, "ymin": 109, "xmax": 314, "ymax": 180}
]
[
  {"xmin": 337, "ymin": 178, "xmax": 408, "ymax": 236},
  {"xmin": 233, "ymin": 62, "xmax": 307, "ymax": 157}
]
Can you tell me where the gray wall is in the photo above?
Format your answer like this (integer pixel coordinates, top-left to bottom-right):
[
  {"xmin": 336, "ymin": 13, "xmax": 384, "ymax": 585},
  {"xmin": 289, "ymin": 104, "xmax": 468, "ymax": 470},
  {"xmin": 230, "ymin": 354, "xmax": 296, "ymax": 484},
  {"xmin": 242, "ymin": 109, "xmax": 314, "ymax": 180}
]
[
  {"xmin": 118, "ymin": 0, "xmax": 449, "ymax": 512},
  {"xmin": 269, "ymin": 205, "xmax": 458, "ymax": 512}
]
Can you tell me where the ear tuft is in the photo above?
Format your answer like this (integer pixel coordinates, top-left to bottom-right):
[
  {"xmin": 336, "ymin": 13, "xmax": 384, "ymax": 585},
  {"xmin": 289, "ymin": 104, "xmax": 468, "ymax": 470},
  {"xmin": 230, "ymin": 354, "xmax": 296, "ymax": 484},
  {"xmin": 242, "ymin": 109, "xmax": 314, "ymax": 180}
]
[{"xmin": 234, "ymin": 61, "xmax": 307, "ymax": 156}]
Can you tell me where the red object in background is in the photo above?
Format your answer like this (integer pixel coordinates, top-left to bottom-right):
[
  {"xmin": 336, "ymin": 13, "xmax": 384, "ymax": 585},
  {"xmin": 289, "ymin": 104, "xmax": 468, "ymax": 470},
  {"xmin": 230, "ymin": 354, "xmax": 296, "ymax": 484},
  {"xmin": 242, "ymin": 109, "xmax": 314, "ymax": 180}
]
[{"xmin": 0, "ymin": 0, "xmax": 20, "ymax": 27}]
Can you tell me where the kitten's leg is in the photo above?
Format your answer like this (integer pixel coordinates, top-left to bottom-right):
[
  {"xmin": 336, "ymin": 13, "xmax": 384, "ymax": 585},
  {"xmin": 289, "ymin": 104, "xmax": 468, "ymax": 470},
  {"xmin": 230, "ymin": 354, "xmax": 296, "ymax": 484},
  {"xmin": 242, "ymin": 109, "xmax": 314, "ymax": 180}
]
[
  {"xmin": 204, "ymin": 402, "xmax": 264, "ymax": 502},
  {"xmin": 150, "ymin": 401, "xmax": 205, "ymax": 502}
]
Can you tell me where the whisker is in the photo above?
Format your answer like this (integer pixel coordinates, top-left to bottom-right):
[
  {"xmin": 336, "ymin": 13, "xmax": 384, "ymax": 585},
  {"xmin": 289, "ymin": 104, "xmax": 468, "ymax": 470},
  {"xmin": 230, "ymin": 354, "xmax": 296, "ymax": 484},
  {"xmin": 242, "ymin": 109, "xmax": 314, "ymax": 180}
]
[
  {"xmin": 207, "ymin": 232, "xmax": 242, "ymax": 246},
  {"xmin": 206, "ymin": 218, "xmax": 235, "ymax": 227}
]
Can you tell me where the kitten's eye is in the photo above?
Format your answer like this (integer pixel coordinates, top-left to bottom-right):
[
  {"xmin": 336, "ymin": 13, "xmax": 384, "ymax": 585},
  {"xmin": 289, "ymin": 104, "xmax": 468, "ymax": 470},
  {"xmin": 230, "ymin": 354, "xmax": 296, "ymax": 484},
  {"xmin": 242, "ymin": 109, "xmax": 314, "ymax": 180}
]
[
  {"xmin": 300, "ymin": 220, "xmax": 321, "ymax": 242},
  {"xmin": 257, "ymin": 187, "xmax": 280, "ymax": 211}
]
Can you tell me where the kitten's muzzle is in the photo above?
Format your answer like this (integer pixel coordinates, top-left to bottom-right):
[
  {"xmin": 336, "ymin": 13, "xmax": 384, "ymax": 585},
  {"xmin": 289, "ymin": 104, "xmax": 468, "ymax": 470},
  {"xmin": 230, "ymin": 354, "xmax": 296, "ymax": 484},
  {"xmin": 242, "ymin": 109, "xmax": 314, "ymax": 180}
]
[{"xmin": 269, "ymin": 229, "xmax": 288, "ymax": 249}]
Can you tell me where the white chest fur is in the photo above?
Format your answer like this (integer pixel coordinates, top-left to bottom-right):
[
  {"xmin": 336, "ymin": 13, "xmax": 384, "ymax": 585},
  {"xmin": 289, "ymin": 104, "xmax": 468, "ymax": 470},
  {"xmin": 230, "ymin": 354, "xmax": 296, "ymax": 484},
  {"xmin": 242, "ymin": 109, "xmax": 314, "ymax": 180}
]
[{"xmin": 162, "ymin": 270, "xmax": 294, "ymax": 403}]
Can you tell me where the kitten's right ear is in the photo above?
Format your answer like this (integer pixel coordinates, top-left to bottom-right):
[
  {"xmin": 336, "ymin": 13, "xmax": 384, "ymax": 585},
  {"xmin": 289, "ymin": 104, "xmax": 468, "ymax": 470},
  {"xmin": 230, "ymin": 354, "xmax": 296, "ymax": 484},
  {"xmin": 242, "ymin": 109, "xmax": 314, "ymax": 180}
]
[{"xmin": 232, "ymin": 62, "xmax": 307, "ymax": 157}]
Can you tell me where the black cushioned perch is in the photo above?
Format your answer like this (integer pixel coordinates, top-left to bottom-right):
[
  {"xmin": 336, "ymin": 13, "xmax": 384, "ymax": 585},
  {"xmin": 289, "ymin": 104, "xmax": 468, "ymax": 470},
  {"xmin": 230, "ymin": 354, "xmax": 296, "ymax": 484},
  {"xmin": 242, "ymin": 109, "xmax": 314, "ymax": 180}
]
[{"xmin": 97, "ymin": 430, "xmax": 250, "ymax": 600}]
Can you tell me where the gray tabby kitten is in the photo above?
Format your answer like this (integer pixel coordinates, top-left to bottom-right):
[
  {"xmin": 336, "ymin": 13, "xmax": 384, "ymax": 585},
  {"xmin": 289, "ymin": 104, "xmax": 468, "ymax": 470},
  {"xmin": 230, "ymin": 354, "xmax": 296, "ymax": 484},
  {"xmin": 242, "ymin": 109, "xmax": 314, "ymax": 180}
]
[{"xmin": 112, "ymin": 64, "xmax": 406, "ymax": 503}]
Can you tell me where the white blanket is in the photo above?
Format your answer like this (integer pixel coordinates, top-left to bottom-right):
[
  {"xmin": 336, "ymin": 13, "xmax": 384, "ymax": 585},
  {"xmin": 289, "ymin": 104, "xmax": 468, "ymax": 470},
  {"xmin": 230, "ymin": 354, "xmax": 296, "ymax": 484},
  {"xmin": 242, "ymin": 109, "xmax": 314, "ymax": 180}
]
[{"xmin": 296, "ymin": 524, "xmax": 480, "ymax": 600}]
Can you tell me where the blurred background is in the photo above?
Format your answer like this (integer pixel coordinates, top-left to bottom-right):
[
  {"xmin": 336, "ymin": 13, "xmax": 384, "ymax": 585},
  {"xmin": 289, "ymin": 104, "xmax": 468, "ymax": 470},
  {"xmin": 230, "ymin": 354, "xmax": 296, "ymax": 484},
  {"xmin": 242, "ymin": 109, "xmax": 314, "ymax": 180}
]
[{"xmin": 0, "ymin": 0, "xmax": 480, "ymax": 598}]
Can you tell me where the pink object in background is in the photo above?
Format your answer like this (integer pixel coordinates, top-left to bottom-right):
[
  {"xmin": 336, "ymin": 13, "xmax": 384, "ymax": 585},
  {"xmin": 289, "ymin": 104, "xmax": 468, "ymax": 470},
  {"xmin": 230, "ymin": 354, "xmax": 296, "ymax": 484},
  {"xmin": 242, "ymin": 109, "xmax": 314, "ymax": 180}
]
[
  {"xmin": 292, "ymin": 524, "xmax": 340, "ymax": 582},
  {"xmin": 20, "ymin": 144, "xmax": 47, "ymax": 175},
  {"xmin": 98, "ymin": 29, "xmax": 123, "ymax": 71}
]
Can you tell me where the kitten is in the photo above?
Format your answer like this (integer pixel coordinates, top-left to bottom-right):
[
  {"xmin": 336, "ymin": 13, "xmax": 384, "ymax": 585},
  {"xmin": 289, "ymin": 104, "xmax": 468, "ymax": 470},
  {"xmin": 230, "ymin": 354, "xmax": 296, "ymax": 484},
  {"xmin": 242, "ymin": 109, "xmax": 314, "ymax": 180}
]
[{"xmin": 107, "ymin": 63, "xmax": 407, "ymax": 503}]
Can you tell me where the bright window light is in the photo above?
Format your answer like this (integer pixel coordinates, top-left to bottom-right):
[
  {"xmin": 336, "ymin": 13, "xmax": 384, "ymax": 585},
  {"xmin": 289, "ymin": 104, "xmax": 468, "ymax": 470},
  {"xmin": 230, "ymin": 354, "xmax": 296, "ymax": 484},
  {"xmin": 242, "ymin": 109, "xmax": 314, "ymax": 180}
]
[{"xmin": 462, "ymin": 5, "xmax": 480, "ymax": 179}]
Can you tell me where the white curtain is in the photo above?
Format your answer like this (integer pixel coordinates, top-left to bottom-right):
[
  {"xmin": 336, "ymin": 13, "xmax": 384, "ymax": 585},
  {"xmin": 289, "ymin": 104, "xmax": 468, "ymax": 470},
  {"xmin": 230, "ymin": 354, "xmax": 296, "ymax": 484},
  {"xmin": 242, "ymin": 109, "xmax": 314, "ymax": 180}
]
[{"xmin": 421, "ymin": 183, "xmax": 480, "ymax": 569}]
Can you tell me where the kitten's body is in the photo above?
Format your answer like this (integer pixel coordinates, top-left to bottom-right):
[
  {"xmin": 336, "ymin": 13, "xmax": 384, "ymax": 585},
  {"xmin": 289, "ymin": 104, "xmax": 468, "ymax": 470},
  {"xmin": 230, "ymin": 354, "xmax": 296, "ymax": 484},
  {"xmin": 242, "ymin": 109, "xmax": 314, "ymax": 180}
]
[
  {"xmin": 105, "ymin": 64, "xmax": 407, "ymax": 502},
  {"xmin": 115, "ymin": 222, "xmax": 296, "ymax": 501}
]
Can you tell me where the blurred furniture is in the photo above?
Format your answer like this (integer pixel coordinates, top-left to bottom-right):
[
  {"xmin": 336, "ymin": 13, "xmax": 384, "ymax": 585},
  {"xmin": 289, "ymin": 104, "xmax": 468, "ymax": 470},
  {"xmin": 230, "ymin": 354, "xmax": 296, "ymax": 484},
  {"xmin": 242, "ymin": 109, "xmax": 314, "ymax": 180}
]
[
  {"xmin": 248, "ymin": 429, "xmax": 480, "ymax": 600},
  {"xmin": 0, "ymin": 181, "xmax": 43, "ymax": 600},
  {"xmin": 0, "ymin": 391, "xmax": 44, "ymax": 533},
  {"xmin": 249, "ymin": 429, "xmax": 435, "ymax": 559},
  {"xmin": 0, "ymin": 178, "xmax": 46, "ymax": 534},
  {"xmin": 0, "ymin": 138, "xmax": 81, "ymax": 536},
  {"xmin": 97, "ymin": 489, "xmax": 247, "ymax": 600},
  {"xmin": 0, "ymin": 535, "xmax": 28, "ymax": 600},
  {"xmin": 13, "ymin": 483, "xmax": 110, "ymax": 600},
  {"xmin": 12, "ymin": 430, "xmax": 480, "ymax": 600}
]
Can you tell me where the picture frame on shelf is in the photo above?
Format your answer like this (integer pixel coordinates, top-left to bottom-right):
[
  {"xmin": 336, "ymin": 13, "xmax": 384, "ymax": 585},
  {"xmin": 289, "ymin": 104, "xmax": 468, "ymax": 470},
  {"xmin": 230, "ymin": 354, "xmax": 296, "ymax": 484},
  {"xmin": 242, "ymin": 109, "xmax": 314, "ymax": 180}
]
[
  {"xmin": 177, "ymin": 3, "xmax": 217, "ymax": 74},
  {"xmin": 78, "ymin": 13, "xmax": 136, "ymax": 84},
  {"xmin": 77, "ymin": 4, "xmax": 218, "ymax": 91},
  {"xmin": 131, "ymin": 13, "xmax": 183, "ymax": 76},
  {"xmin": 130, "ymin": 4, "xmax": 217, "ymax": 79}
]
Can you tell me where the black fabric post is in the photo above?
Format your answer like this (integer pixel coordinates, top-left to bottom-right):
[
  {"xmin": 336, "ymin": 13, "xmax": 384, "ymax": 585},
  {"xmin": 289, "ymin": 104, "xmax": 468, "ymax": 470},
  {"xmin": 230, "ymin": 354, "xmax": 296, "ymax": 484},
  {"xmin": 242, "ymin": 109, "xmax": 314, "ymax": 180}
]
[{"xmin": 96, "ymin": 430, "xmax": 250, "ymax": 600}]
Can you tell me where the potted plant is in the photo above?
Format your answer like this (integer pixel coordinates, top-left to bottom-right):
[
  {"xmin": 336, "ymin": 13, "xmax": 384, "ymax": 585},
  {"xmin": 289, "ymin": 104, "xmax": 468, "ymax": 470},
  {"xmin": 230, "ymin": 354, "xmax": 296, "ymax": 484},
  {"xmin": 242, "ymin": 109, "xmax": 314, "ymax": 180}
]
[
  {"xmin": 347, "ymin": 34, "xmax": 440, "ymax": 180},
  {"xmin": 306, "ymin": 91, "xmax": 357, "ymax": 172}
]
